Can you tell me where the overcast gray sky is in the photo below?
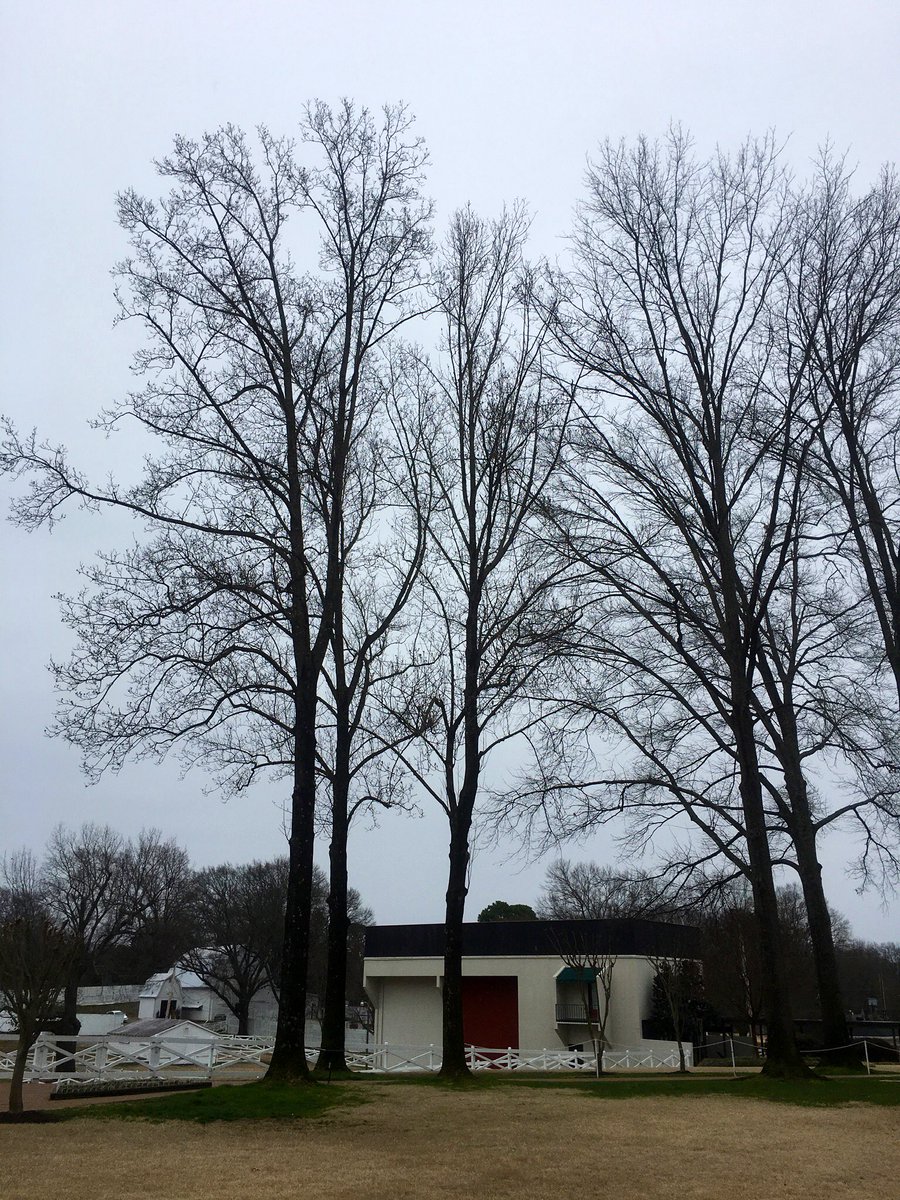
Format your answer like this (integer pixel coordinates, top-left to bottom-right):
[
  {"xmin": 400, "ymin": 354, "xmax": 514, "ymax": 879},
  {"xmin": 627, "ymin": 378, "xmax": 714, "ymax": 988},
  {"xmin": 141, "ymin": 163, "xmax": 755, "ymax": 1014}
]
[{"xmin": 2, "ymin": 0, "xmax": 899, "ymax": 941}]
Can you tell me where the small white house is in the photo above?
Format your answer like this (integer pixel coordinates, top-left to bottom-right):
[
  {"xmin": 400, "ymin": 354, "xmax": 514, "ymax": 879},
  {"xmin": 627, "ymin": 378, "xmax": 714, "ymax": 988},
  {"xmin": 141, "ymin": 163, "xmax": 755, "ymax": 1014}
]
[
  {"xmin": 137, "ymin": 965, "xmax": 281, "ymax": 1035},
  {"xmin": 110, "ymin": 1017, "xmax": 220, "ymax": 1067},
  {"xmin": 364, "ymin": 918, "xmax": 700, "ymax": 1055},
  {"xmin": 138, "ymin": 967, "xmax": 230, "ymax": 1025}
]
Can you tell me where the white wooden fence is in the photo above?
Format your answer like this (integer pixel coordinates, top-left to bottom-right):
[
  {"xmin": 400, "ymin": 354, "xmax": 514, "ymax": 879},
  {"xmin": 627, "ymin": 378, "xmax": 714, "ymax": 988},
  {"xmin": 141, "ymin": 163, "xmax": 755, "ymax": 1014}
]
[
  {"xmin": 347, "ymin": 1043, "xmax": 692, "ymax": 1072},
  {"xmin": 0, "ymin": 1032, "xmax": 690, "ymax": 1082}
]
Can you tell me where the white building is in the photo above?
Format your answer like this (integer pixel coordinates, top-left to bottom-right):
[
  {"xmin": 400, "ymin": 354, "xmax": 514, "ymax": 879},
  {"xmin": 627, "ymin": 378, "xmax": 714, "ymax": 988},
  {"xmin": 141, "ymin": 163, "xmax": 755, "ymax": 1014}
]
[
  {"xmin": 138, "ymin": 967, "xmax": 230, "ymax": 1025},
  {"xmin": 364, "ymin": 918, "xmax": 700, "ymax": 1054}
]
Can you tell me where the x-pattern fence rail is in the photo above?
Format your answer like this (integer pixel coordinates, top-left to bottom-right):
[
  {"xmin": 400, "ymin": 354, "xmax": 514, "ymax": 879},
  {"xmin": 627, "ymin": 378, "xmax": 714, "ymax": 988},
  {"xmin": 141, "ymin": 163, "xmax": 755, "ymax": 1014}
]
[
  {"xmin": 348, "ymin": 1044, "xmax": 692, "ymax": 1072},
  {"xmin": 0, "ymin": 1034, "xmax": 691, "ymax": 1082}
]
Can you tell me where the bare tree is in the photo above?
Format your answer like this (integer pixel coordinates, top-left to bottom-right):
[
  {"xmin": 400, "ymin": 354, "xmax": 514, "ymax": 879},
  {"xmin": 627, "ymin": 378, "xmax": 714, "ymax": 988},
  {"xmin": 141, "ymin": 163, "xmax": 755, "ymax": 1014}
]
[
  {"xmin": 0, "ymin": 855, "xmax": 74, "ymax": 1114},
  {"xmin": 648, "ymin": 953, "xmax": 703, "ymax": 1073},
  {"xmin": 380, "ymin": 205, "xmax": 574, "ymax": 1077},
  {"xmin": 540, "ymin": 860, "xmax": 686, "ymax": 921},
  {"xmin": 41, "ymin": 824, "xmax": 133, "ymax": 1038},
  {"xmin": 180, "ymin": 860, "xmax": 287, "ymax": 1034},
  {"xmin": 315, "ymin": 383, "xmax": 431, "ymax": 1073},
  {"xmin": 544, "ymin": 130, "xmax": 813, "ymax": 1077},
  {"xmin": 1, "ymin": 104, "xmax": 431, "ymax": 1080},
  {"xmin": 110, "ymin": 829, "xmax": 194, "ymax": 981},
  {"xmin": 552, "ymin": 923, "xmax": 616, "ymax": 1075}
]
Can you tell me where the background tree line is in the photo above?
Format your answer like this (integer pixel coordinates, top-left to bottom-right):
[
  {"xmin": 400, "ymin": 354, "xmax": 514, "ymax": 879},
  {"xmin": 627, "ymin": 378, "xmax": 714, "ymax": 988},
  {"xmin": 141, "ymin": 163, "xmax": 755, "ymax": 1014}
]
[
  {"xmin": 537, "ymin": 859, "xmax": 900, "ymax": 1047},
  {"xmin": 0, "ymin": 823, "xmax": 372, "ymax": 1043},
  {"xmin": 3, "ymin": 108, "xmax": 900, "ymax": 1080}
]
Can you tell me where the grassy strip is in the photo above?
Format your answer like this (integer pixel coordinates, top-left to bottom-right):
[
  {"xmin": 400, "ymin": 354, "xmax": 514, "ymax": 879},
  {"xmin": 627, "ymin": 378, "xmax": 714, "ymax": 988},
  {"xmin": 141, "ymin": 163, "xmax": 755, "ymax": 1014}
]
[
  {"xmin": 57, "ymin": 1079, "xmax": 360, "ymax": 1124},
  {"xmin": 500, "ymin": 1073, "xmax": 900, "ymax": 1107},
  {"xmin": 341, "ymin": 1069, "xmax": 899, "ymax": 1107},
  {"xmin": 48, "ymin": 1068, "xmax": 899, "ymax": 1122}
]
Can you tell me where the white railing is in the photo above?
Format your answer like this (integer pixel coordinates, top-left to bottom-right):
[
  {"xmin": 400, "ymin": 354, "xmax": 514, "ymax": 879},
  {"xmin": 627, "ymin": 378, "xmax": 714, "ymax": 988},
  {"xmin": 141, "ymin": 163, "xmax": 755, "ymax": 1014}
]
[
  {"xmin": 0, "ymin": 1033, "xmax": 691, "ymax": 1082},
  {"xmin": 347, "ymin": 1042, "xmax": 692, "ymax": 1073}
]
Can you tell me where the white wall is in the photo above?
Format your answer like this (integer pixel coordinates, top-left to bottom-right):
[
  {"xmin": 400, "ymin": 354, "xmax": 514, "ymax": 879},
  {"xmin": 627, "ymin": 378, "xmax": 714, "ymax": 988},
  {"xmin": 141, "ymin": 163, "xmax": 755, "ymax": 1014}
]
[
  {"xmin": 372, "ymin": 976, "xmax": 444, "ymax": 1047},
  {"xmin": 364, "ymin": 954, "xmax": 659, "ymax": 1051}
]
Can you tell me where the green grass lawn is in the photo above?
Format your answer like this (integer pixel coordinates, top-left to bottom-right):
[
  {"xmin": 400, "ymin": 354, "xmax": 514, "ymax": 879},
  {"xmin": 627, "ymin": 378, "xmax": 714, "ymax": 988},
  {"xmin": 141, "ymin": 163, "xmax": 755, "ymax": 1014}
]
[
  {"xmin": 512, "ymin": 1072, "xmax": 900, "ymax": 1107},
  {"xmin": 51, "ymin": 1067, "xmax": 899, "ymax": 1123},
  {"xmin": 56, "ymin": 1079, "xmax": 359, "ymax": 1123}
]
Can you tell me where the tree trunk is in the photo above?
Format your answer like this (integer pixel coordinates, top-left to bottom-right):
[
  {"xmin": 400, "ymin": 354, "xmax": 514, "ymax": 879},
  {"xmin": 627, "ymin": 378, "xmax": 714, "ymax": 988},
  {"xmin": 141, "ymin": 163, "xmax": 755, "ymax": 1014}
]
[
  {"xmin": 54, "ymin": 978, "xmax": 81, "ymax": 1074},
  {"xmin": 718, "ymin": 514, "xmax": 810, "ymax": 1079},
  {"xmin": 8, "ymin": 1031, "xmax": 32, "ymax": 1114},
  {"xmin": 791, "ymin": 823, "xmax": 859, "ymax": 1065},
  {"xmin": 268, "ymin": 699, "xmax": 317, "ymax": 1082},
  {"xmin": 316, "ymin": 785, "xmax": 350, "ymax": 1074},
  {"xmin": 756, "ymin": 663, "xmax": 859, "ymax": 1066},
  {"xmin": 440, "ymin": 813, "xmax": 473, "ymax": 1079},
  {"xmin": 728, "ymin": 690, "xmax": 808, "ymax": 1077},
  {"xmin": 236, "ymin": 1002, "xmax": 249, "ymax": 1037}
]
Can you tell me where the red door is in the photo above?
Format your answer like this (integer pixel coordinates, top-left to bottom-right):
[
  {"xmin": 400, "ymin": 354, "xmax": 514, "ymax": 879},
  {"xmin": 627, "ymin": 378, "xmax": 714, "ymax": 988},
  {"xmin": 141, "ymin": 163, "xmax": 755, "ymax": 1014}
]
[{"xmin": 461, "ymin": 976, "xmax": 519, "ymax": 1049}]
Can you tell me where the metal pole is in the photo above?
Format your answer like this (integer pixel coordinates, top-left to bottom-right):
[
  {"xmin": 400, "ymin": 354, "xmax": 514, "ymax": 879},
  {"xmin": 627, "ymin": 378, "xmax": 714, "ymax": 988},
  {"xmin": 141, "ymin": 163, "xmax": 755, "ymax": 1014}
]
[
  {"xmin": 730, "ymin": 1036, "xmax": 736, "ymax": 1078},
  {"xmin": 863, "ymin": 1040, "xmax": 871, "ymax": 1076}
]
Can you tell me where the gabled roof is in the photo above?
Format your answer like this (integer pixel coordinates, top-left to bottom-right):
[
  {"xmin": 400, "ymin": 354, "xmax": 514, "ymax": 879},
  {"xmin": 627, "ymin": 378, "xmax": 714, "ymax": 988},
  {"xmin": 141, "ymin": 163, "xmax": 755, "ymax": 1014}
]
[
  {"xmin": 139, "ymin": 971, "xmax": 181, "ymax": 999},
  {"xmin": 113, "ymin": 1018, "xmax": 217, "ymax": 1039},
  {"xmin": 139, "ymin": 965, "xmax": 209, "ymax": 998}
]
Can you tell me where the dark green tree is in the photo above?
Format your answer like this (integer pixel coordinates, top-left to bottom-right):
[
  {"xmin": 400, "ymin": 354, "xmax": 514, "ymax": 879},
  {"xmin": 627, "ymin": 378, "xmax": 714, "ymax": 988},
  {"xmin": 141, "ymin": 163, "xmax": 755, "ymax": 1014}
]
[{"xmin": 477, "ymin": 901, "xmax": 538, "ymax": 922}]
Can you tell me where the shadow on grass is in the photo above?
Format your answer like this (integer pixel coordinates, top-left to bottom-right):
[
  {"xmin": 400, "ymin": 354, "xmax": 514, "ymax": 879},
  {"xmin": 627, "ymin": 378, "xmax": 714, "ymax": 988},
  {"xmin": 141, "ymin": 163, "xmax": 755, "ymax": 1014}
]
[{"xmin": 53, "ymin": 1079, "xmax": 364, "ymax": 1124}]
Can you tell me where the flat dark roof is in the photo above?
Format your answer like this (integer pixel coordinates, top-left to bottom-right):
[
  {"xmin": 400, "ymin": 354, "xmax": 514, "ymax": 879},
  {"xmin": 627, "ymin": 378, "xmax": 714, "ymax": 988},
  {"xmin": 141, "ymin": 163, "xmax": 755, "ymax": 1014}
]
[{"xmin": 365, "ymin": 918, "xmax": 699, "ymax": 960}]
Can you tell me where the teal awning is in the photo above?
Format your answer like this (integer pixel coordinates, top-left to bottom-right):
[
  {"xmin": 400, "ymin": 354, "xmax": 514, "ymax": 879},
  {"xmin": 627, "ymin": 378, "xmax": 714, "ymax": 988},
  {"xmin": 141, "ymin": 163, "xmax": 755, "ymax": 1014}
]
[{"xmin": 556, "ymin": 967, "xmax": 598, "ymax": 982}]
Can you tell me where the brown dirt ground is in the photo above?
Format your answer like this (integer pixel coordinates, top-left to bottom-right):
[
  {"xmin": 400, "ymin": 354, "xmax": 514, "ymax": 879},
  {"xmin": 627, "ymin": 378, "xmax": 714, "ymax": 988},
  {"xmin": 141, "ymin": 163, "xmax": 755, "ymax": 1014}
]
[{"xmin": 1, "ymin": 1081, "xmax": 897, "ymax": 1200}]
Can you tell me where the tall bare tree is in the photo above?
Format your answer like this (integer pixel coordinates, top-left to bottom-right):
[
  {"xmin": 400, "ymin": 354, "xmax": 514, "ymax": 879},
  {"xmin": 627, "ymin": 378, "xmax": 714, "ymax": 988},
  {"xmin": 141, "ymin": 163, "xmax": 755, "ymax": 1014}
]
[
  {"xmin": 647, "ymin": 953, "xmax": 703, "ymax": 1073},
  {"xmin": 315, "ymin": 376, "xmax": 431, "ymax": 1073},
  {"xmin": 381, "ymin": 206, "xmax": 574, "ymax": 1077},
  {"xmin": 545, "ymin": 130, "xmax": 813, "ymax": 1076},
  {"xmin": 1, "ymin": 104, "xmax": 431, "ymax": 1080}
]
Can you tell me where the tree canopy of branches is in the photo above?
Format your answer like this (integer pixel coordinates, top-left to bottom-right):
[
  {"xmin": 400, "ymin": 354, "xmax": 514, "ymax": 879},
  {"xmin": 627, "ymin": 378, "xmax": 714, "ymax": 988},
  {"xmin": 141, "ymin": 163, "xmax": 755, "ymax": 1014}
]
[
  {"xmin": 4, "ymin": 110, "xmax": 900, "ymax": 1081},
  {"xmin": 540, "ymin": 860, "xmax": 687, "ymax": 922},
  {"xmin": 789, "ymin": 158, "xmax": 900, "ymax": 709},
  {"xmin": 41, "ymin": 824, "xmax": 135, "ymax": 1034},
  {"xmin": 180, "ymin": 859, "xmax": 287, "ymax": 1035}
]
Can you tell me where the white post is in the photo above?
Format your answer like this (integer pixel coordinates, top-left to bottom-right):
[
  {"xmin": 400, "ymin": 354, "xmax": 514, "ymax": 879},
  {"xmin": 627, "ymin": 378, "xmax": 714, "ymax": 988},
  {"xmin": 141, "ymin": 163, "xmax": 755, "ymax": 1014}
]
[
  {"xmin": 863, "ymin": 1040, "xmax": 871, "ymax": 1076},
  {"xmin": 95, "ymin": 1042, "xmax": 108, "ymax": 1079},
  {"xmin": 207, "ymin": 1043, "xmax": 215, "ymax": 1078},
  {"xmin": 729, "ymin": 1037, "xmax": 736, "ymax": 1078},
  {"xmin": 429, "ymin": 1044, "xmax": 434, "ymax": 1071},
  {"xmin": 148, "ymin": 1041, "xmax": 161, "ymax": 1074},
  {"xmin": 32, "ymin": 1036, "xmax": 50, "ymax": 1075}
]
